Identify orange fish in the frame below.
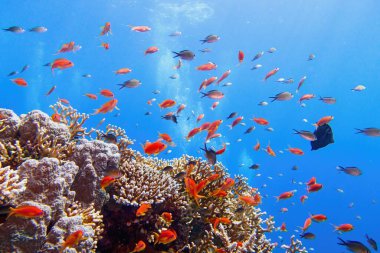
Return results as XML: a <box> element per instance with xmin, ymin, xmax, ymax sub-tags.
<box><xmin>99</xmin><ymin>89</ymin><xmax>114</xmax><ymax>98</ymax></box>
<box><xmin>7</xmin><ymin>205</ymin><xmax>44</xmax><ymax>219</ymax></box>
<box><xmin>238</xmin><ymin>50</ymin><xmax>244</xmax><ymax>64</ymax></box>
<box><xmin>51</xmin><ymin>113</ymin><xmax>61</xmax><ymax>123</ymax></box>
<box><xmin>211</xmin><ymin>101</ymin><xmax>219</xmax><ymax>110</ymax></box>
<box><xmin>159</xmin><ymin>99</ymin><xmax>176</xmax><ymax>109</ymax></box>
<box><xmin>280</xmin><ymin>222</ymin><xmax>287</xmax><ymax>232</ymax></box>
<box><xmin>208</xmin><ymin>119</ymin><xmax>223</xmax><ymax>133</ymax></box>
<box><xmin>301</xmin><ymin>217</ymin><xmax>312</xmax><ymax>232</ymax></box>
<box><xmin>56</xmin><ymin>41</ymin><xmax>75</xmax><ymax>54</ymax></box>
<box><xmin>207</xmin><ymin>173</ymin><xmax>221</xmax><ymax>182</ymax></box>
<box><xmin>220</xmin><ymin>178</ymin><xmax>235</xmax><ymax>191</ymax></box>
<box><xmin>161</xmin><ymin>212</ymin><xmax>173</xmax><ymax>223</ymax></box>
<box><xmin>85</xmin><ymin>93</ymin><xmax>98</xmax><ymax>100</ymax></box>
<box><xmin>288</xmin><ymin>147</ymin><xmax>304</xmax><ymax>155</ymax></box>
<box><xmin>264</xmin><ymin>67</ymin><xmax>279</xmax><ymax>81</ymax></box>
<box><xmin>239</xmin><ymin>194</ymin><xmax>261</xmax><ymax>206</ymax></box>
<box><xmin>332</xmin><ymin>223</ymin><xmax>354</xmax><ymax>232</ymax></box>
<box><xmin>158</xmin><ymin>133</ymin><xmax>173</xmax><ymax>144</ymax></box>
<box><xmin>315</xmin><ymin>116</ymin><xmax>334</xmax><ymax>126</ymax></box>
<box><xmin>253</xmin><ymin>117</ymin><xmax>269</xmax><ymax>125</ymax></box>
<box><xmin>173</xmin><ymin>59</ymin><xmax>182</xmax><ymax>69</ymax></box>
<box><xmin>306</xmin><ymin>177</ymin><xmax>316</xmax><ymax>186</ymax></box>
<box><xmin>276</xmin><ymin>191</ymin><xmax>295</xmax><ymax>201</ymax></box>
<box><xmin>186</xmin><ymin>127</ymin><xmax>201</xmax><ymax>140</ymax></box>
<box><xmin>176</xmin><ymin>104</ymin><xmax>186</xmax><ymax>115</ymax></box>
<box><xmin>60</xmin><ymin>230</ymin><xmax>84</xmax><ymax>253</ymax></box>
<box><xmin>307</xmin><ymin>183</ymin><xmax>323</xmax><ymax>193</ymax></box>
<box><xmin>200</xmin><ymin>122</ymin><xmax>211</xmax><ymax>131</ymax></box>
<box><xmin>130</xmin><ymin>25</ymin><xmax>151</xmax><ymax>32</ymax></box>
<box><xmin>51</xmin><ymin>58</ymin><xmax>74</xmax><ymax>73</ymax></box>
<box><xmin>310</xmin><ymin>214</ymin><xmax>327</xmax><ymax>223</ymax></box>
<box><xmin>93</xmin><ymin>99</ymin><xmax>118</xmax><ymax>115</ymax></box>
<box><xmin>215</xmin><ymin>143</ymin><xmax>226</xmax><ymax>155</ymax></box>
<box><xmin>100</xmin><ymin>22</ymin><xmax>111</xmax><ymax>36</ymax></box>
<box><xmin>210</xmin><ymin>188</ymin><xmax>227</xmax><ymax>198</ymax></box>
<box><xmin>216</xmin><ymin>70</ymin><xmax>231</xmax><ymax>85</ymax></box>
<box><xmin>143</xmin><ymin>140</ymin><xmax>167</xmax><ymax>155</ymax></box>
<box><xmin>145</xmin><ymin>46</ymin><xmax>159</xmax><ymax>55</ymax></box>
<box><xmin>130</xmin><ymin>240</ymin><xmax>146</xmax><ymax>253</ymax></box>
<box><xmin>196</xmin><ymin>62</ymin><xmax>217</xmax><ymax>71</ymax></box>
<box><xmin>296</xmin><ymin>76</ymin><xmax>307</xmax><ymax>93</ymax></box>
<box><xmin>197</xmin><ymin>114</ymin><xmax>204</xmax><ymax>123</ymax></box>
<box><xmin>266</xmin><ymin>143</ymin><xmax>276</xmax><ymax>157</ymax></box>
<box><xmin>185</xmin><ymin>177</ymin><xmax>206</xmax><ymax>206</ymax></box>
<box><xmin>299</xmin><ymin>94</ymin><xmax>315</xmax><ymax>103</ymax></box>
<box><xmin>11</xmin><ymin>77</ymin><xmax>27</xmax><ymax>86</ymax></box>
<box><xmin>300</xmin><ymin>195</ymin><xmax>308</xmax><ymax>204</ymax></box>
<box><xmin>211</xmin><ymin>217</ymin><xmax>231</xmax><ymax>229</ymax></box>
<box><xmin>100</xmin><ymin>176</ymin><xmax>116</xmax><ymax>190</ymax></box>
<box><xmin>136</xmin><ymin>203</ymin><xmax>152</xmax><ymax>217</ymax></box>
<box><xmin>59</xmin><ymin>98</ymin><xmax>70</xmax><ymax>105</ymax></box>
<box><xmin>115</xmin><ymin>68</ymin><xmax>132</xmax><ymax>75</ymax></box>
<box><xmin>101</xmin><ymin>42</ymin><xmax>110</xmax><ymax>50</ymax></box>
<box><xmin>253</xmin><ymin>140</ymin><xmax>260</xmax><ymax>151</ymax></box>
<box><xmin>228</xmin><ymin>116</ymin><xmax>243</xmax><ymax>129</ymax></box>
<box><xmin>154</xmin><ymin>228</ymin><xmax>177</xmax><ymax>245</ymax></box>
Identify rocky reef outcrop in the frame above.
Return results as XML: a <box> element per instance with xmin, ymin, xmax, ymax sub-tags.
<box><xmin>0</xmin><ymin>104</ymin><xmax>305</xmax><ymax>253</ymax></box>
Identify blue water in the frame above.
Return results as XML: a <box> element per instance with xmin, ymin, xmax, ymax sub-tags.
<box><xmin>1</xmin><ymin>0</ymin><xmax>379</xmax><ymax>252</ymax></box>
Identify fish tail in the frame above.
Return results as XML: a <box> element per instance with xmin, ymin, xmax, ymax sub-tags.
<box><xmin>6</xmin><ymin>207</ymin><xmax>15</xmax><ymax>220</ymax></box>
<box><xmin>200</xmin><ymin>39</ymin><xmax>206</xmax><ymax>44</ymax></box>
<box><xmin>336</xmin><ymin>166</ymin><xmax>344</xmax><ymax>172</ymax></box>
<box><xmin>269</xmin><ymin>97</ymin><xmax>276</xmax><ymax>102</ymax></box>
<box><xmin>200</xmin><ymin>92</ymin><xmax>207</xmax><ymax>98</ymax></box>
<box><xmin>330</xmin><ymin>223</ymin><xmax>338</xmax><ymax>231</ymax></box>
<box><xmin>354</xmin><ymin>128</ymin><xmax>363</xmax><ymax>134</ymax></box>
<box><xmin>337</xmin><ymin>237</ymin><xmax>346</xmax><ymax>245</ymax></box>
<box><xmin>172</xmin><ymin>51</ymin><xmax>179</xmax><ymax>58</ymax></box>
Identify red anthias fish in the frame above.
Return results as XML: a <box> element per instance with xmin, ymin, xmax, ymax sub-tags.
<box><xmin>196</xmin><ymin>62</ymin><xmax>217</xmax><ymax>71</ymax></box>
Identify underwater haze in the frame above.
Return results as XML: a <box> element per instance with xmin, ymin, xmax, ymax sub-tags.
<box><xmin>1</xmin><ymin>0</ymin><xmax>380</xmax><ymax>252</ymax></box>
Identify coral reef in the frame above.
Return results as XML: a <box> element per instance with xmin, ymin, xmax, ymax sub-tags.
<box><xmin>0</xmin><ymin>105</ymin><xmax>281</xmax><ymax>252</ymax></box>
<box><xmin>281</xmin><ymin>235</ymin><xmax>308</xmax><ymax>253</ymax></box>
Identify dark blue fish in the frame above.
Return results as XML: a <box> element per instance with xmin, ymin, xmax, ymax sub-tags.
<box><xmin>311</xmin><ymin>124</ymin><xmax>334</xmax><ymax>150</ymax></box>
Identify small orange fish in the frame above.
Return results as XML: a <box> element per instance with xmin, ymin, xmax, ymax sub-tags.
<box><xmin>299</xmin><ymin>94</ymin><xmax>315</xmax><ymax>103</ymax></box>
<box><xmin>100</xmin><ymin>176</ymin><xmax>116</xmax><ymax>190</ymax></box>
<box><xmin>200</xmin><ymin>122</ymin><xmax>211</xmax><ymax>131</ymax></box>
<box><xmin>208</xmin><ymin>119</ymin><xmax>223</xmax><ymax>133</ymax></box>
<box><xmin>130</xmin><ymin>25</ymin><xmax>151</xmax><ymax>32</ymax></box>
<box><xmin>196</xmin><ymin>62</ymin><xmax>217</xmax><ymax>71</ymax></box>
<box><xmin>186</xmin><ymin>127</ymin><xmax>201</xmax><ymax>140</ymax></box>
<box><xmin>11</xmin><ymin>77</ymin><xmax>27</xmax><ymax>86</ymax></box>
<box><xmin>266</xmin><ymin>143</ymin><xmax>276</xmax><ymax>157</ymax></box>
<box><xmin>60</xmin><ymin>230</ymin><xmax>84</xmax><ymax>253</ymax></box>
<box><xmin>143</xmin><ymin>140</ymin><xmax>167</xmax><ymax>155</ymax></box>
<box><xmin>145</xmin><ymin>46</ymin><xmax>159</xmax><ymax>55</ymax></box>
<box><xmin>51</xmin><ymin>113</ymin><xmax>61</xmax><ymax>123</ymax></box>
<box><xmin>161</xmin><ymin>212</ymin><xmax>173</xmax><ymax>223</ymax></box>
<box><xmin>7</xmin><ymin>205</ymin><xmax>44</xmax><ymax>219</ymax></box>
<box><xmin>159</xmin><ymin>99</ymin><xmax>176</xmax><ymax>109</ymax></box>
<box><xmin>93</xmin><ymin>99</ymin><xmax>118</xmax><ymax>115</ymax></box>
<box><xmin>131</xmin><ymin>240</ymin><xmax>146</xmax><ymax>253</ymax></box>
<box><xmin>100</xmin><ymin>89</ymin><xmax>114</xmax><ymax>98</ymax></box>
<box><xmin>300</xmin><ymin>195</ymin><xmax>308</xmax><ymax>204</ymax></box>
<box><xmin>85</xmin><ymin>93</ymin><xmax>98</xmax><ymax>100</ymax></box>
<box><xmin>154</xmin><ymin>228</ymin><xmax>177</xmax><ymax>245</ymax></box>
<box><xmin>239</xmin><ymin>194</ymin><xmax>261</xmax><ymax>206</ymax></box>
<box><xmin>207</xmin><ymin>173</ymin><xmax>220</xmax><ymax>182</ymax></box>
<box><xmin>306</xmin><ymin>177</ymin><xmax>316</xmax><ymax>186</ymax></box>
<box><xmin>210</xmin><ymin>188</ymin><xmax>227</xmax><ymax>198</ymax></box>
<box><xmin>264</xmin><ymin>67</ymin><xmax>279</xmax><ymax>81</ymax></box>
<box><xmin>100</xmin><ymin>22</ymin><xmax>111</xmax><ymax>36</ymax></box>
<box><xmin>114</xmin><ymin>68</ymin><xmax>132</xmax><ymax>75</ymax></box>
<box><xmin>288</xmin><ymin>147</ymin><xmax>304</xmax><ymax>155</ymax></box>
<box><xmin>228</xmin><ymin>116</ymin><xmax>243</xmax><ymax>129</ymax></box>
<box><xmin>215</xmin><ymin>143</ymin><xmax>226</xmax><ymax>155</ymax></box>
<box><xmin>310</xmin><ymin>214</ymin><xmax>327</xmax><ymax>223</ymax></box>
<box><xmin>332</xmin><ymin>223</ymin><xmax>354</xmax><ymax>232</ymax></box>
<box><xmin>280</xmin><ymin>222</ymin><xmax>287</xmax><ymax>232</ymax></box>
<box><xmin>296</xmin><ymin>76</ymin><xmax>307</xmax><ymax>93</ymax></box>
<box><xmin>176</xmin><ymin>104</ymin><xmax>186</xmax><ymax>115</ymax></box>
<box><xmin>211</xmin><ymin>217</ymin><xmax>231</xmax><ymax>229</ymax></box>
<box><xmin>185</xmin><ymin>177</ymin><xmax>206</xmax><ymax>206</ymax></box>
<box><xmin>197</xmin><ymin>114</ymin><xmax>204</xmax><ymax>123</ymax></box>
<box><xmin>136</xmin><ymin>203</ymin><xmax>152</xmax><ymax>217</ymax></box>
<box><xmin>276</xmin><ymin>191</ymin><xmax>295</xmax><ymax>201</ymax></box>
<box><xmin>301</xmin><ymin>217</ymin><xmax>312</xmax><ymax>232</ymax></box>
<box><xmin>56</xmin><ymin>41</ymin><xmax>75</xmax><ymax>54</ymax></box>
<box><xmin>158</xmin><ymin>133</ymin><xmax>173</xmax><ymax>144</ymax></box>
<box><xmin>307</xmin><ymin>183</ymin><xmax>323</xmax><ymax>193</ymax></box>
<box><xmin>238</xmin><ymin>50</ymin><xmax>244</xmax><ymax>64</ymax></box>
<box><xmin>315</xmin><ymin>116</ymin><xmax>334</xmax><ymax>126</ymax></box>
<box><xmin>253</xmin><ymin>117</ymin><xmax>269</xmax><ymax>125</ymax></box>
<box><xmin>220</xmin><ymin>178</ymin><xmax>235</xmax><ymax>191</ymax></box>
<box><xmin>253</xmin><ymin>140</ymin><xmax>260</xmax><ymax>151</ymax></box>
<box><xmin>216</xmin><ymin>69</ymin><xmax>231</xmax><ymax>85</ymax></box>
<box><xmin>211</xmin><ymin>101</ymin><xmax>219</xmax><ymax>110</ymax></box>
<box><xmin>51</xmin><ymin>58</ymin><xmax>74</xmax><ymax>73</ymax></box>
<box><xmin>101</xmin><ymin>42</ymin><xmax>110</xmax><ymax>50</ymax></box>
<box><xmin>59</xmin><ymin>98</ymin><xmax>70</xmax><ymax>105</ymax></box>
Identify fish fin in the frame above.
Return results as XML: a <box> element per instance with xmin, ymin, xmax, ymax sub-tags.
<box><xmin>269</xmin><ymin>97</ymin><xmax>277</xmax><ymax>102</ymax></box>
<box><xmin>172</xmin><ymin>51</ymin><xmax>179</xmax><ymax>58</ymax></box>
<box><xmin>354</xmin><ymin>128</ymin><xmax>363</xmax><ymax>134</ymax></box>
<box><xmin>6</xmin><ymin>207</ymin><xmax>15</xmax><ymax>220</ymax></box>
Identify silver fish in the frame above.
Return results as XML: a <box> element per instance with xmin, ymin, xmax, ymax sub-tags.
<box><xmin>29</xmin><ymin>26</ymin><xmax>48</xmax><ymax>33</ymax></box>
<box><xmin>118</xmin><ymin>79</ymin><xmax>141</xmax><ymax>89</ymax></box>
<box><xmin>269</xmin><ymin>91</ymin><xmax>293</xmax><ymax>102</ymax></box>
<box><xmin>200</xmin><ymin>34</ymin><xmax>220</xmax><ymax>44</ymax></box>
<box><xmin>3</xmin><ymin>26</ymin><xmax>25</xmax><ymax>33</ymax></box>
<box><xmin>355</xmin><ymin>128</ymin><xmax>380</xmax><ymax>137</ymax></box>
<box><xmin>337</xmin><ymin>166</ymin><xmax>362</xmax><ymax>176</ymax></box>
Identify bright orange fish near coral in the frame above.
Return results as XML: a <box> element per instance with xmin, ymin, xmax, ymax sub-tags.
<box><xmin>131</xmin><ymin>240</ymin><xmax>146</xmax><ymax>252</ymax></box>
<box><xmin>60</xmin><ymin>230</ymin><xmax>84</xmax><ymax>253</ymax></box>
<box><xmin>143</xmin><ymin>140</ymin><xmax>167</xmax><ymax>155</ymax></box>
<box><xmin>6</xmin><ymin>205</ymin><xmax>44</xmax><ymax>219</ymax></box>
<box><xmin>93</xmin><ymin>99</ymin><xmax>118</xmax><ymax>115</ymax></box>
<box><xmin>100</xmin><ymin>176</ymin><xmax>116</xmax><ymax>190</ymax></box>
<box><xmin>161</xmin><ymin>212</ymin><xmax>173</xmax><ymax>223</ymax></box>
<box><xmin>136</xmin><ymin>203</ymin><xmax>152</xmax><ymax>217</ymax></box>
<box><xmin>154</xmin><ymin>228</ymin><xmax>177</xmax><ymax>245</ymax></box>
<box><xmin>185</xmin><ymin>177</ymin><xmax>206</xmax><ymax>206</ymax></box>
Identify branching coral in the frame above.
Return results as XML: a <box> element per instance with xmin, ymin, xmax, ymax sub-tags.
<box><xmin>0</xmin><ymin>165</ymin><xmax>27</xmax><ymax>205</ymax></box>
<box><xmin>281</xmin><ymin>235</ymin><xmax>308</xmax><ymax>253</ymax></box>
